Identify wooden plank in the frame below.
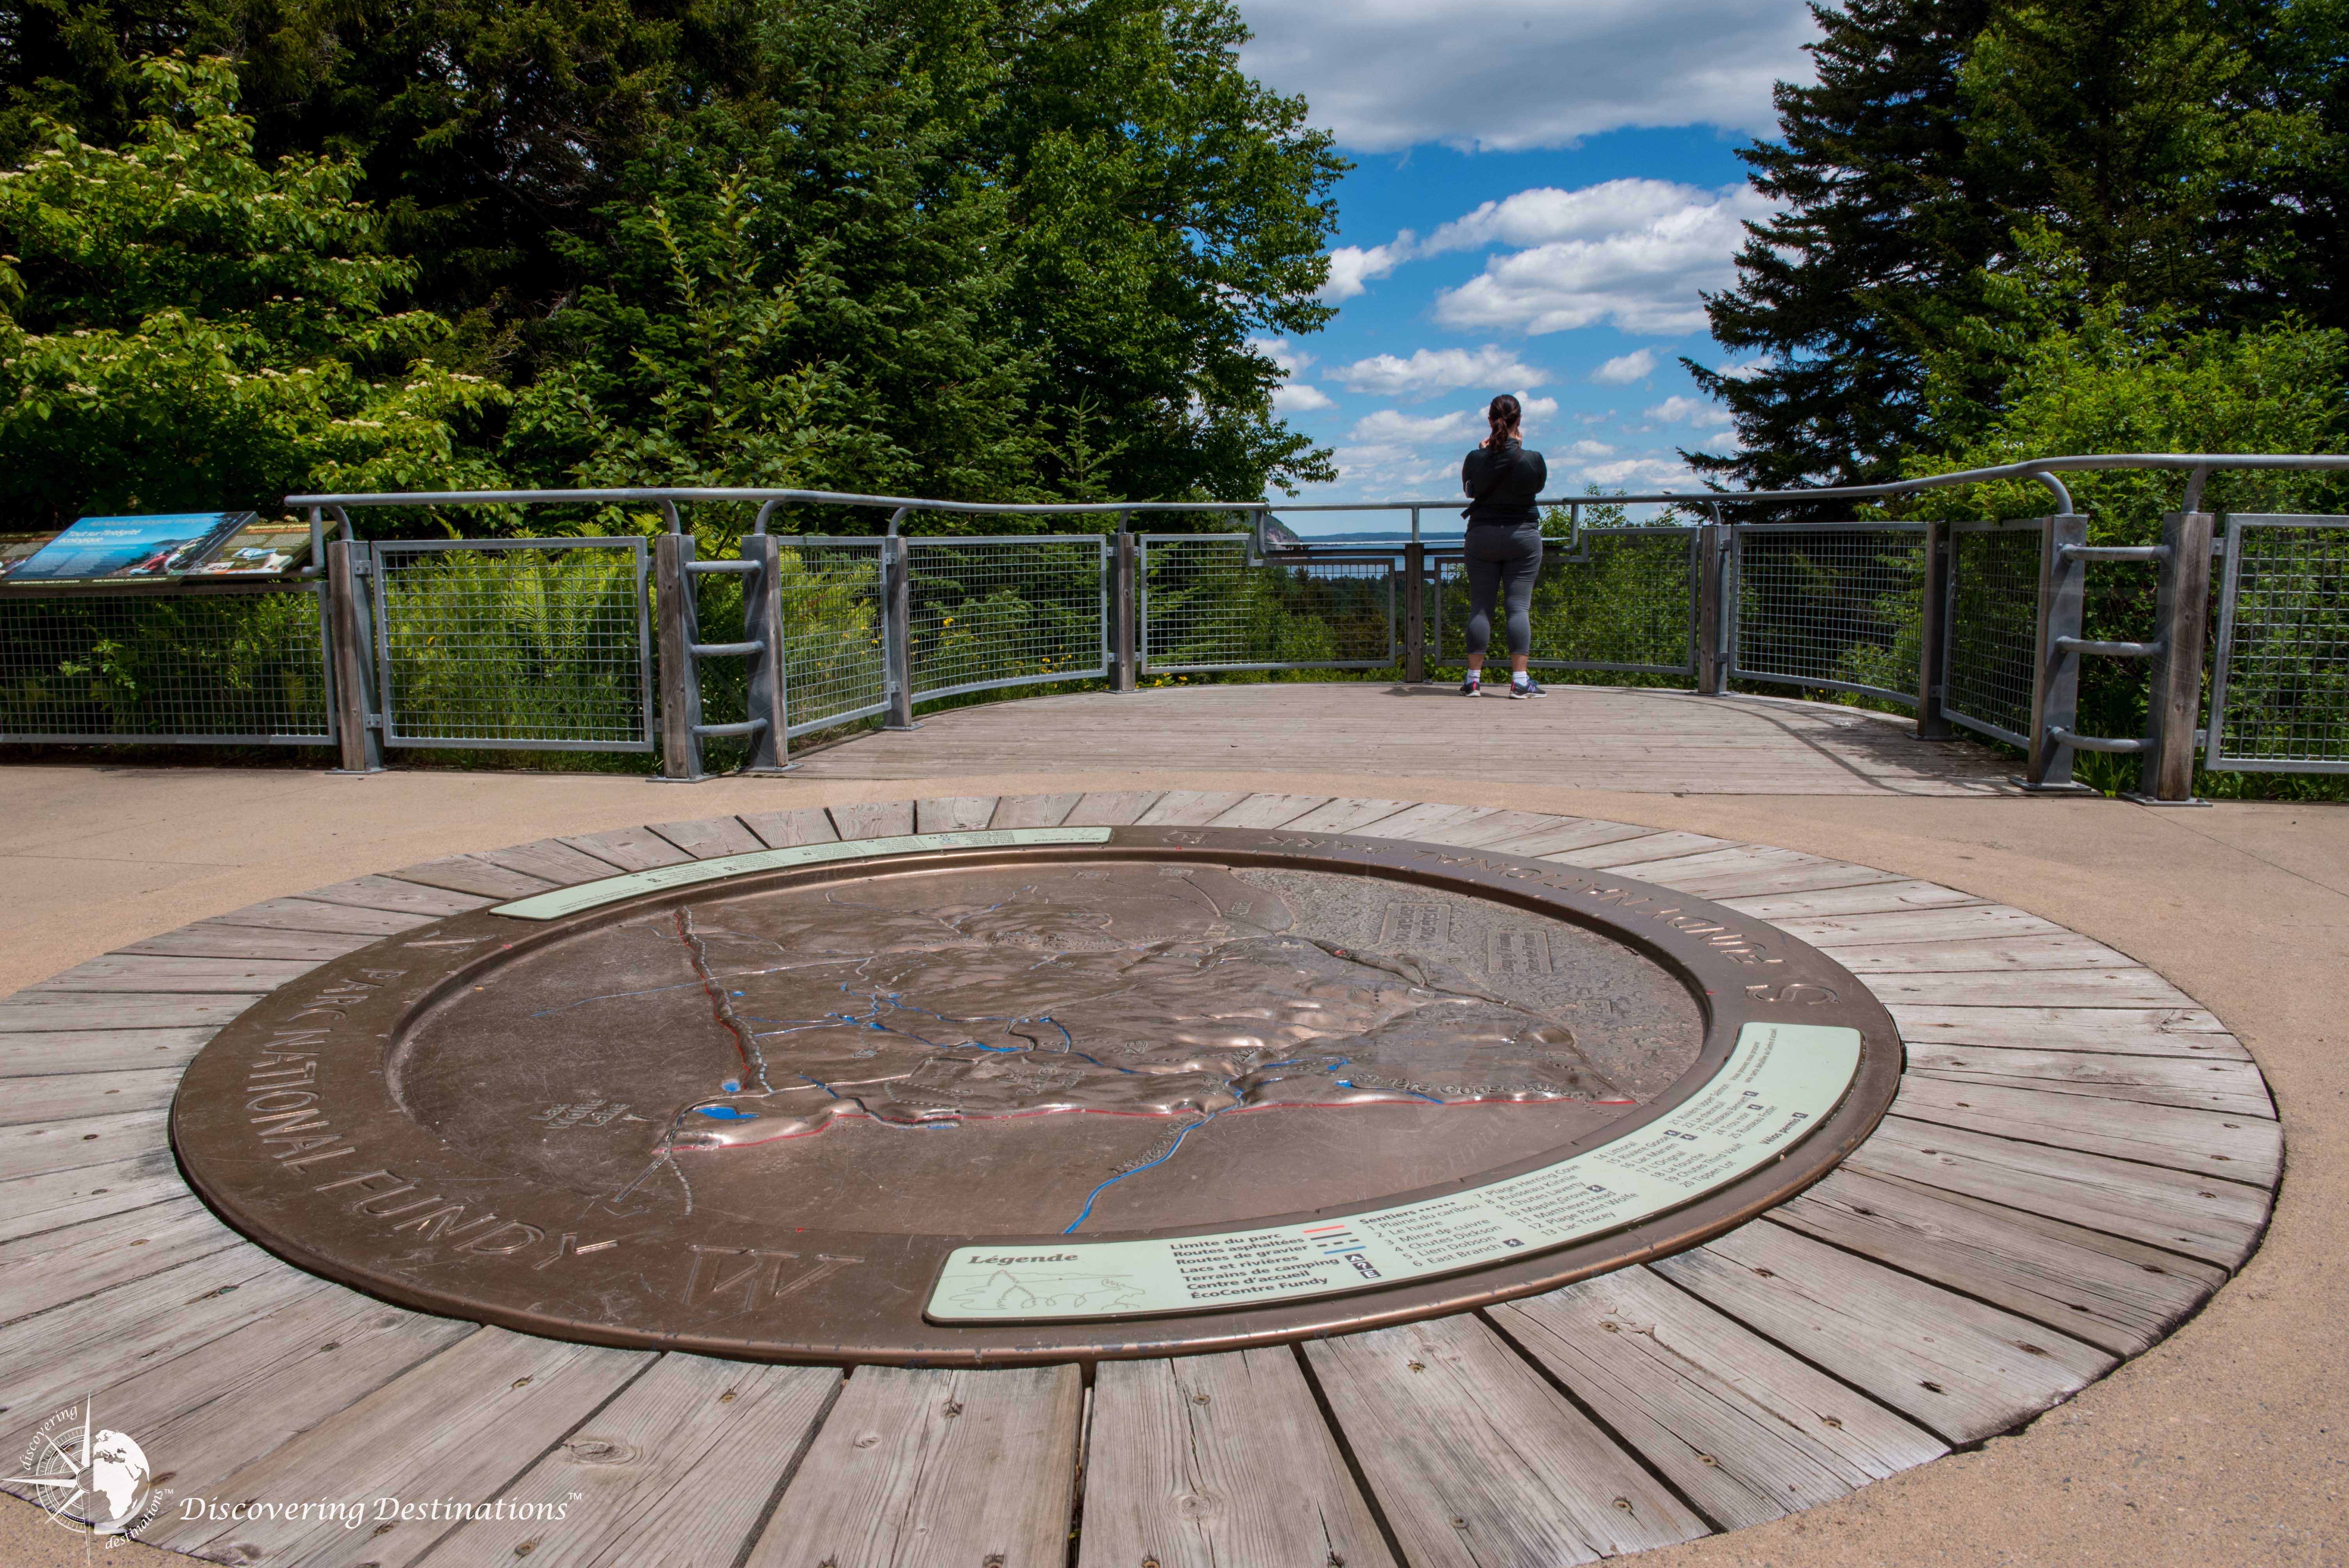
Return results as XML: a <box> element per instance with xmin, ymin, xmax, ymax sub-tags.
<box><xmin>0</xmin><ymin>1197</ymin><xmax>247</xmax><ymax>1327</ymax></box>
<box><xmin>0</xmin><ymin>1068</ymin><xmax>179</xmax><ymax>1127</ymax></box>
<box><xmin>1845</xmin><ymin>1116</ymin><xmax>2270</xmax><ymax>1267</ymax></box>
<box><xmin>0</xmin><ymin>1149</ymin><xmax>188</xmax><ymax>1244</ymax></box>
<box><xmin>1545</xmin><ymin>830</ymin><xmax>1733</xmax><ymax>870</ymax></box>
<box><xmin>560</xmin><ymin>825</ymin><xmax>698</xmax><ymax>871</ymax></box>
<box><xmin>1079</xmin><ymin>1349</ymin><xmax>1395</xmax><ymax>1568</ymax></box>
<box><xmin>1823</xmin><ymin>934</ymin><xmax>2127</xmax><ymax>973</ymax></box>
<box><xmin>1344</xmin><ymin>802</ymin><xmax>1497</xmax><ymax>840</ymax></box>
<box><xmin>0</xmin><ymin>994</ymin><xmax>263</xmax><ymax>1033</ymax></box>
<box><xmin>1409</xmin><ymin>809</ymin><xmax>1574</xmax><ymax>848</ymax></box>
<box><xmin>388</xmin><ymin>853</ymin><xmax>564</xmax><ymax>900</ymax></box>
<box><xmin>296</xmin><ymin>874</ymin><xmax>494</xmax><ymax>918</ymax></box>
<box><xmin>1303</xmin><ymin>1312</ymin><xmax>1707</xmax><ymax>1565</ymax></box>
<box><xmin>0</xmin><ymin>1027</ymin><xmax>212</xmax><ymax>1078</ymax></box>
<box><xmin>1136</xmin><ymin>789</ymin><xmax>1255</xmax><ymax>825</ymax></box>
<box><xmin>197</xmin><ymin>897</ymin><xmax>441</xmax><ymax>936</ymax></box>
<box><xmin>0</xmin><ymin>1249</ymin><xmax>329</xmax><ymax>1443</ymax></box>
<box><xmin>988</xmin><ymin>793</ymin><xmax>1083</xmax><ymax>829</ymax></box>
<box><xmin>27</xmin><ymin>953</ymin><xmax>320</xmax><ymax>993</ymax></box>
<box><xmin>916</xmin><ymin>795</ymin><xmax>999</xmax><ymax>832</ymax></box>
<box><xmin>742</xmin><ymin>805</ymin><xmax>843</xmax><ymax>847</ymax></box>
<box><xmin>651</xmin><ymin>815</ymin><xmax>768</xmax><ymax>857</ymax></box>
<box><xmin>87</xmin><ymin>1293</ymin><xmax>477</xmax><ymax>1516</ymax></box>
<box><xmin>828</xmin><ymin>800</ymin><xmax>918</xmax><ymax>840</ymax></box>
<box><xmin>1634</xmin><ymin>854</ymin><xmax>1912</xmax><ymax>901</ymax></box>
<box><xmin>1890</xmin><ymin>1077</ymin><xmax>2281</xmax><ymax>1186</ymax></box>
<box><xmin>0</xmin><ymin>1110</ymin><xmax>171</xmax><ymax>1181</ymax></box>
<box><xmin>1889</xmin><ymin>1005</ymin><xmax>2246</xmax><ymax>1058</ymax></box>
<box><xmin>1766</xmin><ymin>1167</ymin><xmax>2230</xmax><ymax>1357</ymax></box>
<box><xmin>1905</xmin><ymin>1044</ymin><xmax>2275</xmax><ymax>1118</ymax></box>
<box><xmin>1864</xmin><ymin>968</ymin><xmax>2198</xmax><ymax>1009</ymax></box>
<box><xmin>746</xmin><ymin>1363</ymin><xmax>1082</xmax><ymax>1568</ymax></box>
<box><xmin>147</xmin><ymin>1327</ymin><xmax>656</xmax><ymax>1564</ymax></box>
<box><xmin>1478</xmin><ymin>819</ymin><xmax>1659</xmax><ymax>858</ymax></box>
<box><xmin>478</xmin><ymin>837</ymin><xmax>638</xmax><ymax>885</ymax></box>
<box><xmin>1650</xmin><ymin>1222</ymin><xmax>2115</xmax><ymax>1444</ymax></box>
<box><xmin>1717</xmin><ymin>881</ymin><xmax>1987</xmax><ymax>921</ymax></box>
<box><xmin>1768</xmin><ymin>904</ymin><xmax>2068</xmax><ymax>948</ymax></box>
<box><xmin>1203</xmin><ymin>792</ymin><xmax>1331</xmax><ymax>829</ymax></box>
<box><xmin>422</xmin><ymin>1356</ymin><xmax>840</xmax><ymax>1568</ymax></box>
<box><xmin>1495</xmin><ymin>1266</ymin><xmax>1946</xmax><ymax>1530</ymax></box>
<box><xmin>1278</xmin><ymin>797</ymin><xmax>1416</xmax><ymax>832</ymax></box>
<box><xmin>118</xmin><ymin>926</ymin><xmax>377</xmax><ymax>962</ymax></box>
<box><xmin>1063</xmin><ymin>789</ymin><xmax>1166</xmax><ymax>826</ymax></box>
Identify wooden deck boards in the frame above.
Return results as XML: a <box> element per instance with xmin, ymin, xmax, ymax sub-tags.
<box><xmin>781</xmin><ymin>686</ymin><xmax>2020</xmax><ymax>794</ymax></box>
<box><xmin>0</xmin><ymin>791</ymin><xmax>2276</xmax><ymax>1568</ymax></box>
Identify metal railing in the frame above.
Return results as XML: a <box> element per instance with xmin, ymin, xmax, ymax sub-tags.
<box><xmin>1729</xmin><ymin>523</ymin><xmax>1929</xmax><ymax>706</ymax></box>
<box><xmin>1434</xmin><ymin>526</ymin><xmax>1695</xmax><ymax>676</ymax></box>
<box><xmin>0</xmin><ymin>582</ymin><xmax>333</xmax><ymax>745</ymax></box>
<box><xmin>371</xmin><ymin>538</ymin><xmax>652</xmax><ymax>752</ymax></box>
<box><xmin>1139</xmin><ymin>536</ymin><xmax>1395</xmax><ymax>673</ymax></box>
<box><xmin>5</xmin><ymin>454</ymin><xmax>2347</xmax><ymax>797</ymax></box>
<box><xmin>2209</xmin><ymin>516</ymin><xmax>2349</xmax><ymax>773</ymax></box>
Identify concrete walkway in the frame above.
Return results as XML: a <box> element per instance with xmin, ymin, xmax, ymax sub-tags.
<box><xmin>0</xmin><ymin>745</ymin><xmax>2339</xmax><ymax>1566</ymax></box>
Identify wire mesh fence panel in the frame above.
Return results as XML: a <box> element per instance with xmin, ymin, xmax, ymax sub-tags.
<box><xmin>374</xmin><ymin>539</ymin><xmax>651</xmax><ymax>750</ymax></box>
<box><xmin>905</xmin><ymin>536</ymin><xmax>1108</xmax><ymax>701</ymax></box>
<box><xmin>1731</xmin><ymin>524</ymin><xmax>1927</xmax><ymax>704</ymax></box>
<box><xmin>776</xmin><ymin>538</ymin><xmax>889</xmax><ymax>737</ymax></box>
<box><xmin>1436</xmin><ymin>527</ymin><xmax>1693</xmax><ymax>675</ymax></box>
<box><xmin>0</xmin><ymin>586</ymin><xmax>333</xmax><ymax>743</ymax></box>
<box><xmin>2209</xmin><ymin>517</ymin><xmax>2349</xmax><ymax>772</ymax></box>
<box><xmin>1942</xmin><ymin>520</ymin><xmax>2045</xmax><ymax>748</ymax></box>
<box><xmin>1140</xmin><ymin>536</ymin><xmax>1394</xmax><ymax>672</ymax></box>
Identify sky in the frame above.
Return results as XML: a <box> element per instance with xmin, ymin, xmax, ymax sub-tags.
<box><xmin>1233</xmin><ymin>0</ymin><xmax>1820</xmax><ymax>532</ymax></box>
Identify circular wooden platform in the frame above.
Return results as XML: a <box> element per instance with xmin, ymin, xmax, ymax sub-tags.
<box><xmin>0</xmin><ymin>791</ymin><xmax>2279</xmax><ymax>1566</ymax></box>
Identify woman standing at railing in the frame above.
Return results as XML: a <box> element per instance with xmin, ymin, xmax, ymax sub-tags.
<box><xmin>1458</xmin><ymin>393</ymin><xmax>1548</xmax><ymax>697</ymax></box>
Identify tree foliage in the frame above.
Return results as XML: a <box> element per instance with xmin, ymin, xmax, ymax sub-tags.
<box><xmin>0</xmin><ymin>53</ymin><xmax>501</xmax><ymax>527</ymax></box>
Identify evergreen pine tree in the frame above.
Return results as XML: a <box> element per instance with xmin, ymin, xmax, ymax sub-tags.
<box><xmin>1687</xmin><ymin>0</ymin><xmax>1995</xmax><ymax>496</ymax></box>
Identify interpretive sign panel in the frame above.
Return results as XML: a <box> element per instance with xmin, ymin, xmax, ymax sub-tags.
<box><xmin>171</xmin><ymin>825</ymin><xmax>1902</xmax><ymax>1365</ymax></box>
<box><xmin>185</xmin><ymin>518</ymin><xmax>314</xmax><ymax>577</ymax></box>
<box><xmin>6</xmin><ymin>511</ymin><xmax>253</xmax><ymax>583</ymax></box>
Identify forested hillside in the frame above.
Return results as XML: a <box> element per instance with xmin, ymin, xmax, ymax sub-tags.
<box><xmin>0</xmin><ymin>0</ymin><xmax>1345</xmax><ymax>529</ymax></box>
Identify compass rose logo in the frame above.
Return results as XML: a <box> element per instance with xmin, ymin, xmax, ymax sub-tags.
<box><xmin>9</xmin><ymin>1396</ymin><xmax>156</xmax><ymax>1538</ymax></box>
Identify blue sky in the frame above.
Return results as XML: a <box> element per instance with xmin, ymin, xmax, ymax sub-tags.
<box><xmin>1233</xmin><ymin>0</ymin><xmax>1821</xmax><ymax>531</ymax></box>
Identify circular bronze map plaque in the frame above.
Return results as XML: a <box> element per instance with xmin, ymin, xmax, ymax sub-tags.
<box><xmin>172</xmin><ymin>826</ymin><xmax>1902</xmax><ymax>1365</ymax></box>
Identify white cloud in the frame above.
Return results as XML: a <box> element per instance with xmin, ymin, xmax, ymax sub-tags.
<box><xmin>1582</xmin><ymin>456</ymin><xmax>1697</xmax><ymax>489</ymax></box>
<box><xmin>1351</xmin><ymin>407</ymin><xmax>1486</xmax><ymax>445</ymax></box>
<box><xmin>1318</xmin><ymin>233</ymin><xmax>1417</xmax><ymax>302</ymax></box>
<box><xmin>1273</xmin><ymin>382</ymin><xmax>1337</xmax><ymax>413</ymax></box>
<box><xmin>1251</xmin><ymin>337</ymin><xmax>1315</xmax><ymax>376</ymax></box>
<box><xmin>1715</xmin><ymin>357</ymin><xmax>1773</xmax><ymax>382</ymax></box>
<box><xmin>1332</xmin><ymin>344</ymin><xmax>1549</xmax><ymax>399</ymax></box>
<box><xmin>1591</xmin><ymin>349</ymin><xmax>1657</xmax><ymax>386</ymax></box>
<box><xmin>1238</xmin><ymin>0</ymin><xmax>1819</xmax><ymax>153</ymax></box>
<box><xmin>1644</xmin><ymin>394</ymin><xmax>1722</xmax><ymax>423</ymax></box>
<box><xmin>1700</xmin><ymin>428</ymin><xmax>1743</xmax><ymax>451</ymax></box>
<box><xmin>1567</xmin><ymin>439</ymin><xmax>1618</xmax><ymax>459</ymax></box>
<box><xmin>1433</xmin><ymin>182</ymin><xmax>1779</xmax><ymax>337</ymax></box>
<box><xmin>1425</xmin><ymin>181</ymin><xmax>1710</xmax><ymax>254</ymax></box>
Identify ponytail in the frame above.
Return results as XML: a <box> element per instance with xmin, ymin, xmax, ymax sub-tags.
<box><xmin>1486</xmin><ymin>393</ymin><xmax>1522</xmax><ymax>449</ymax></box>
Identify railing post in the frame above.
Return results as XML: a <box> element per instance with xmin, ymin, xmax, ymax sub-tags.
<box><xmin>1112</xmin><ymin>526</ymin><xmax>1137</xmax><ymax>692</ymax></box>
<box><xmin>2136</xmin><ymin>510</ymin><xmax>2215</xmax><ymax>802</ymax></box>
<box><xmin>1695</xmin><ymin>522</ymin><xmax>1729</xmax><ymax>695</ymax></box>
<box><xmin>324</xmin><ymin>537</ymin><xmax>385</xmax><ymax>774</ymax></box>
<box><xmin>740</xmin><ymin>532</ymin><xmax>793</xmax><ymax>773</ymax></box>
<box><xmin>2025</xmin><ymin>515</ymin><xmax>2087</xmax><ymax>789</ymax></box>
<box><xmin>1916</xmin><ymin>519</ymin><xmax>1953</xmax><ymax>739</ymax></box>
<box><xmin>883</xmin><ymin>534</ymin><xmax>919</xmax><ymax>730</ymax></box>
<box><xmin>1403</xmin><ymin>538</ymin><xmax>1426</xmax><ymax>682</ymax></box>
<box><xmin>653</xmin><ymin>531</ymin><xmax>707</xmax><ymax>782</ymax></box>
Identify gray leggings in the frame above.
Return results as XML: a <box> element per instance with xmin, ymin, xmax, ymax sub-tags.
<box><xmin>1463</xmin><ymin>521</ymin><xmax>1543</xmax><ymax>657</ymax></box>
